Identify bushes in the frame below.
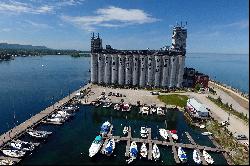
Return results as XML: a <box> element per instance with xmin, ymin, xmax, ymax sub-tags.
<box><xmin>207</xmin><ymin>96</ymin><xmax>249</xmax><ymax>123</ymax></box>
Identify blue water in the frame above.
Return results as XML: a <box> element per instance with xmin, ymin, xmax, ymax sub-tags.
<box><xmin>186</xmin><ymin>53</ymin><xmax>249</xmax><ymax>93</ymax></box>
<box><xmin>0</xmin><ymin>55</ymin><xmax>90</xmax><ymax>134</ymax></box>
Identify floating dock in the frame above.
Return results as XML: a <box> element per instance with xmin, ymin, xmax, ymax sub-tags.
<box><xmin>104</xmin><ymin>125</ymin><xmax>230</xmax><ymax>164</ymax></box>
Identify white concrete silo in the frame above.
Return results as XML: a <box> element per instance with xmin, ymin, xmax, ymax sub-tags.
<box><xmin>176</xmin><ymin>55</ymin><xmax>185</xmax><ymax>87</ymax></box>
<box><xmin>90</xmin><ymin>53</ymin><xmax>98</xmax><ymax>83</ymax></box>
<box><xmin>132</xmin><ymin>54</ymin><xmax>139</xmax><ymax>86</ymax></box>
<box><xmin>118</xmin><ymin>54</ymin><xmax>125</xmax><ymax>85</ymax></box>
<box><xmin>139</xmin><ymin>55</ymin><xmax>147</xmax><ymax>87</ymax></box>
<box><xmin>104</xmin><ymin>54</ymin><xmax>112</xmax><ymax>84</ymax></box>
<box><xmin>125</xmin><ymin>54</ymin><xmax>133</xmax><ymax>85</ymax></box>
<box><xmin>154</xmin><ymin>55</ymin><xmax>162</xmax><ymax>87</ymax></box>
<box><xmin>98</xmin><ymin>53</ymin><xmax>105</xmax><ymax>84</ymax></box>
<box><xmin>161</xmin><ymin>55</ymin><xmax>171</xmax><ymax>88</ymax></box>
<box><xmin>111</xmin><ymin>54</ymin><xmax>118</xmax><ymax>84</ymax></box>
<box><xmin>147</xmin><ymin>54</ymin><xmax>155</xmax><ymax>87</ymax></box>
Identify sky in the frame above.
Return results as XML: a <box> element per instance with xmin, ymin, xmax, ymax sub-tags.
<box><xmin>0</xmin><ymin>0</ymin><xmax>248</xmax><ymax>53</ymax></box>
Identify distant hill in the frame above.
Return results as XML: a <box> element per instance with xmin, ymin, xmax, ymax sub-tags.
<box><xmin>0</xmin><ymin>43</ymin><xmax>49</xmax><ymax>50</ymax></box>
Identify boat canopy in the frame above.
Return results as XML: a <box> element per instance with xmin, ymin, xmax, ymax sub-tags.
<box><xmin>131</xmin><ymin>148</ymin><xmax>138</xmax><ymax>156</ymax></box>
<box><xmin>95</xmin><ymin>135</ymin><xmax>102</xmax><ymax>141</ymax></box>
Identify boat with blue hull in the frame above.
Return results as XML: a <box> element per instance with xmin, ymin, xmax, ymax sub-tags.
<box><xmin>100</xmin><ymin>121</ymin><xmax>111</xmax><ymax>136</ymax></box>
<box><xmin>104</xmin><ymin>138</ymin><xmax>115</xmax><ymax>156</ymax></box>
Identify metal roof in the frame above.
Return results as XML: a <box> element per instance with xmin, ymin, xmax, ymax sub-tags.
<box><xmin>187</xmin><ymin>98</ymin><xmax>208</xmax><ymax>113</ymax></box>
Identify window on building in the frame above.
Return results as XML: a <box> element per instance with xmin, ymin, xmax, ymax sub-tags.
<box><xmin>113</xmin><ymin>62</ymin><xmax>115</xmax><ymax>65</ymax></box>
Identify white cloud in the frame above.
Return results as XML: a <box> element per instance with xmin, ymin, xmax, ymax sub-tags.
<box><xmin>213</xmin><ymin>19</ymin><xmax>249</xmax><ymax>30</ymax></box>
<box><xmin>25</xmin><ymin>20</ymin><xmax>52</xmax><ymax>29</ymax></box>
<box><xmin>56</xmin><ymin>0</ymin><xmax>85</xmax><ymax>6</ymax></box>
<box><xmin>0</xmin><ymin>1</ymin><xmax>54</xmax><ymax>14</ymax></box>
<box><xmin>0</xmin><ymin>28</ymin><xmax>11</xmax><ymax>32</ymax></box>
<box><xmin>61</xmin><ymin>6</ymin><xmax>159</xmax><ymax>31</ymax></box>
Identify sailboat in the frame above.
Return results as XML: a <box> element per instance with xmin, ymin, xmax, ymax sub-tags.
<box><xmin>9</xmin><ymin>140</ymin><xmax>35</xmax><ymax>151</ymax></box>
<box><xmin>203</xmin><ymin>150</ymin><xmax>214</xmax><ymax>164</ymax></box>
<box><xmin>159</xmin><ymin>128</ymin><xmax>168</xmax><ymax>140</ymax></box>
<box><xmin>193</xmin><ymin>150</ymin><xmax>201</xmax><ymax>164</ymax></box>
<box><xmin>140</xmin><ymin>143</ymin><xmax>147</xmax><ymax>158</ymax></box>
<box><xmin>178</xmin><ymin>147</ymin><xmax>187</xmax><ymax>163</ymax></box>
<box><xmin>1</xmin><ymin>149</ymin><xmax>26</xmax><ymax>158</ymax></box>
<box><xmin>152</xmin><ymin>144</ymin><xmax>160</xmax><ymax>160</ymax></box>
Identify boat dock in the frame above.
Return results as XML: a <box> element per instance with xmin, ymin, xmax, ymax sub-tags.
<box><xmin>0</xmin><ymin>83</ymin><xmax>92</xmax><ymax>163</ymax></box>
<box><xmin>104</xmin><ymin>125</ymin><xmax>230</xmax><ymax>164</ymax></box>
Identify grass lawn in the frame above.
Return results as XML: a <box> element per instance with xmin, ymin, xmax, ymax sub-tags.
<box><xmin>158</xmin><ymin>94</ymin><xmax>188</xmax><ymax>107</ymax></box>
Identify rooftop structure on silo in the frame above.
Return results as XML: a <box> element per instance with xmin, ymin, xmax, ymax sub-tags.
<box><xmin>171</xmin><ymin>22</ymin><xmax>187</xmax><ymax>53</ymax></box>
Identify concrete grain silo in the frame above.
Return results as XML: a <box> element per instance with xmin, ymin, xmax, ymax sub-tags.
<box><xmin>176</xmin><ymin>55</ymin><xmax>185</xmax><ymax>87</ymax></box>
<box><xmin>104</xmin><ymin>54</ymin><xmax>112</xmax><ymax>84</ymax></box>
<box><xmin>139</xmin><ymin>54</ymin><xmax>147</xmax><ymax>87</ymax></box>
<box><xmin>125</xmin><ymin>54</ymin><xmax>133</xmax><ymax>85</ymax></box>
<box><xmin>118</xmin><ymin>54</ymin><xmax>125</xmax><ymax>85</ymax></box>
<box><xmin>161</xmin><ymin>55</ymin><xmax>171</xmax><ymax>88</ymax></box>
<box><xmin>154</xmin><ymin>55</ymin><xmax>162</xmax><ymax>87</ymax></box>
<box><xmin>98</xmin><ymin>54</ymin><xmax>105</xmax><ymax>84</ymax></box>
<box><xmin>90</xmin><ymin>53</ymin><xmax>98</xmax><ymax>83</ymax></box>
<box><xmin>111</xmin><ymin>54</ymin><xmax>118</xmax><ymax>84</ymax></box>
<box><xmin>147</xmin><ymin>54</ymin><xmax>155</xmax><ymax>87</ymax></box>
<box><xmin>132</xmin><ymin>54</ymin><xmax>140</xmax><ymax>86</ymax></box>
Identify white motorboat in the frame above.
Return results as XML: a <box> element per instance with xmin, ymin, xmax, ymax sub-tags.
<box><xmin>200</xmin><ymin>124</ymin><xmax>205</xmax><ymax>129</ymax></box>
<box><xmin>140</xmin><ymin>143</ymin><xmax>147</xmax><ymax>158</ymax></box>
<box><xmin>193</xmin><ymin>150</ymin><xmax>201</xmax><ymax>164</ymax></box>
<box><xmin>140</xmin><ymin>127</ymin><xmax>148</xmax><ymax>138</ymax></box>
<box><xmin>89</xmin><ymin>135</ymin><xmax>103</xmax><ymax>157</ymax></box>
<box><xmin>159</xmin><ymin>128</ymin><xmax>168</xmax><ymax>140</ymax></box>
<box><xmin>10</xmin><ymin>140</ymin><xmax>35</xmax><ymax>151</ymax></box>
<box><xmin>1</xmin><ymin>149</ymin><xmax>26</xmax><ymax>158</ymax></box>
<box><xmin>46</xmin><ymin>117</ymin><xmax>65</xmax><ymax>123</ymax></box>
<box><xmin>178</xmin><ymin>147</ymin><xmax>187</xmax><ymax>163</ymax></box>
<box><xmin>123</xmin><ymin>126</ymin><xmax>129</xmax><ymax>135</ymax></box>
<box><xmin>156</xmin><ymin>107</ymin><xmax>165</xmax><ymax>115</ymax></box>
<box><xmin>203</xmin><ymin>150</ymin><xmax>214</xmax><ymax>164</ymax></box>
<box><xmin>103</xmin><ymin>102</ymin><xmax>112</xmax><ymax>108</ymax></box>
<box><xmin>104</xmin><ymin>138</ymin><xmax>115</xmax><ymax>156</ymax></box>
<box><xmin>152</xmin><ymin>144</ymin><xmax>160</xmax><ymax>160</ymax></box>
<box><xmin>151</xmin><ymin>107</ymin><xmax>157</xmax><ymax>113</ymax></box>
<box><xmin>62</xmin><ymin>106</ymin><xmax>79</xmax><ymax>112</ymax></box>
<box><xmin>202</xmin><ymin>132</ymin><xmax>213</xmax><ymax>136</ymax></box>
<box><xmin>169</xmin><ymin>130</ymin><xmax>178</xmax><ymax>141</ymax></box>
<box><xmin>27</xmin><ymin>130</ymin><xmax>51</xmax><ymax>139</ymax></box>
<box><xmin>0</xmin><ymin>159</ymin><xmax>15</xmax><ymax>165</ymax></box>
<box><xmin>114</xmin><ymin>104</ymin><xmax>120</xmax><ymax>110</ymax></box>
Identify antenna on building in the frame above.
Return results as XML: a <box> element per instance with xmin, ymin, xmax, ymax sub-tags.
<box><xmin>181</xmin><ymin>21</ymin><xmax>182</xmax><ymax>27</ymax></box>
<box><xmin>97</xmin><ymin>33</ymin><xmax>99</xmax><ymax>38</ymax></box>
<box><xmin>92</xmin><ymin>32</ymin><xmax>94</xmax><ymax>39</ymax></box>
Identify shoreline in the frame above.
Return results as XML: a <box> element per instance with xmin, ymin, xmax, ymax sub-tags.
<box><xmin>209</xmin><ymin>79</ymin><xmax>249</xmax><ymax>100</ymax></box>
<box><xmin>209</xmin><ymin>80</ymin><xmax>249</xmax><ymax>110</ymax></box>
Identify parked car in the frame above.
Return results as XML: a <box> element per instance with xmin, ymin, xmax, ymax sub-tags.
<box><xmin>151</xmin><ymin>91</ymin><xmax>159</xmax><ymax>95</ymax></box>
<box><xmin>220</xmin><ymin>120</ymin><xmax>229</xmax><ymax>126</ymax></box>
<box><xmin>235</xmin><ymin>134</ymin><xmax>248</xmax><ymax>140</ymax></box>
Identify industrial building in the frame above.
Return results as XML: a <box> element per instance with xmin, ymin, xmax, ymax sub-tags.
<box><xmin>186</xmin><ymin>98</ymin><xmax>210</xmax><ymax>119</ymax></box>
<box><xmin>90</xmin><ymin>23</ymin><xmax>187</xmax><ymax>88</ymax></box>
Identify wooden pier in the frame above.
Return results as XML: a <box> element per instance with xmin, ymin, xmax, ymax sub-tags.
<box><xmin>104</xmin><ymin>125</ymin><xmax>229</xmax><ymax>164</ymax></box>
<box><xmin>0</xmin><ymin>83</ymin><xmax>92</xmax><ymax>163</ymax></box>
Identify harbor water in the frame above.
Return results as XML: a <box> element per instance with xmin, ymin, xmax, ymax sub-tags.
<box><xmin>19</xmin><ymin>105</ymin><xmax>227</xmax><ymax>165</ymax></box>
